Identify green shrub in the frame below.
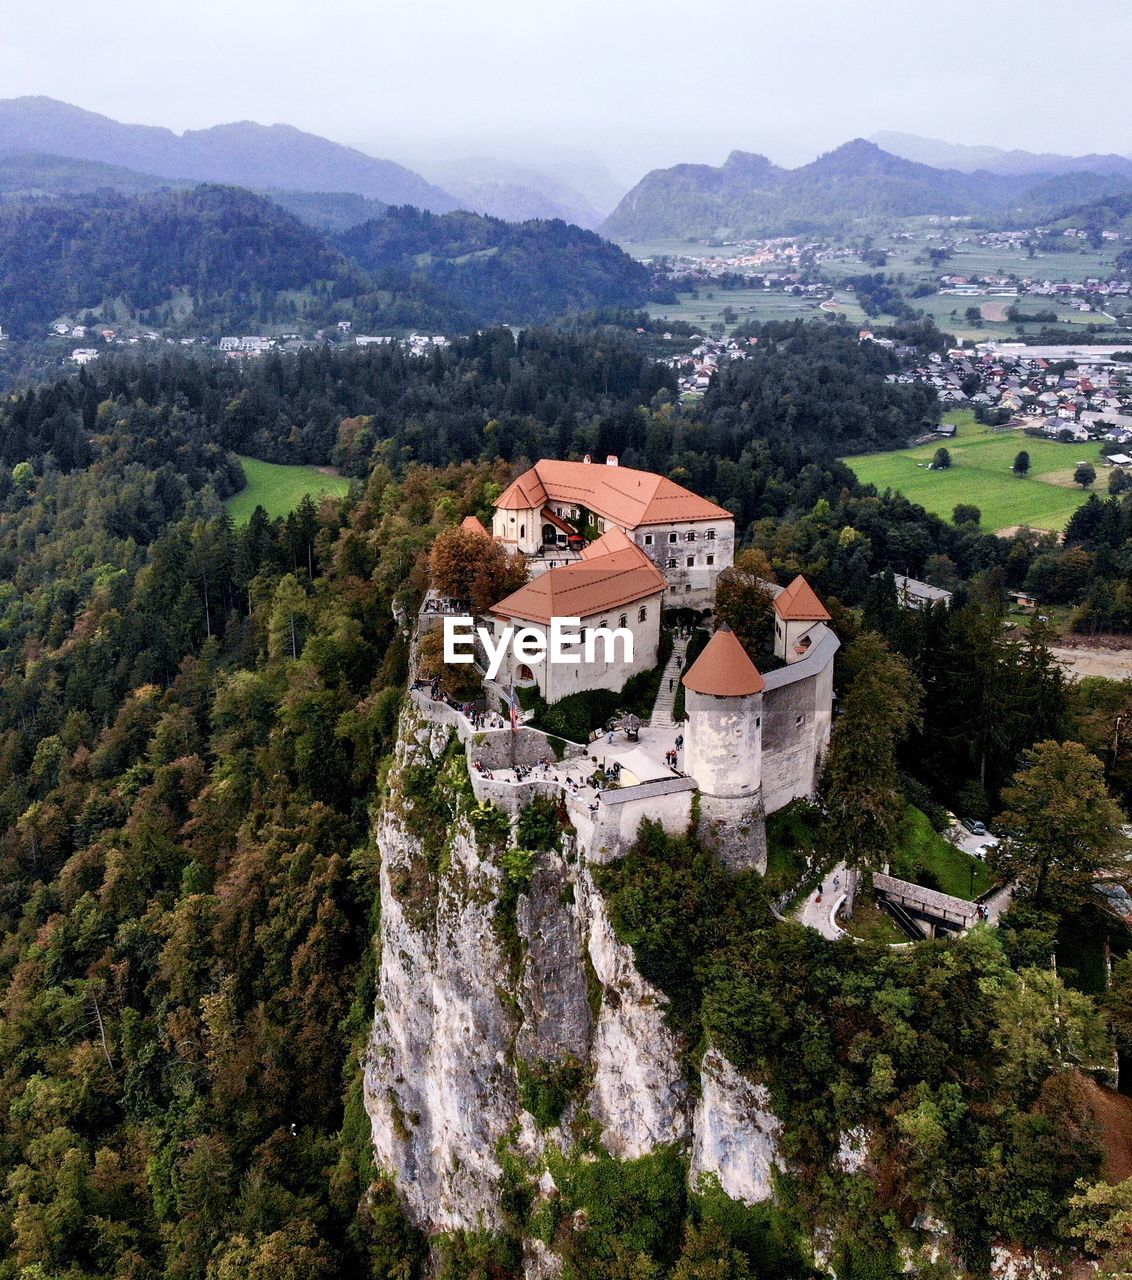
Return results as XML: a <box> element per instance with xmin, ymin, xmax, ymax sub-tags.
<box><xmin>516</xmin><ymin>796</ymin><xmax>561</xmax><ymax>852</ymax></box>
<box><xmin>517</xmin><ymin>1056</ymin><xmax>585</xmax><ymax>1130</ymax></box>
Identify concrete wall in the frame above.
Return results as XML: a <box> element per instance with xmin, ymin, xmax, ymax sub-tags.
<box><xmin>683</xmin><ymin>688</ymin><xmax>762</xmax><ymax>799</ymax></box>
<box><xmin>633</xmin><ymin>518</ymin><xmax>734</xmax><ymax>611</ymax></box>
<box><xmin>468</xmin><ymin>772</ymin><xmax>561</xmax><ymax>816</ymax></box>
<box><xmin>472</xmin><ymin>728</ymin><xmax>565</xmax><ymax>770</ymax></box>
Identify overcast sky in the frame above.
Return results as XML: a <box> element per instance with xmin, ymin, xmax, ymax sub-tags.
<box><xmin>2</xmin><ymin>0</ymin><xmax>1129</xmax><ymax>186</ymax></box>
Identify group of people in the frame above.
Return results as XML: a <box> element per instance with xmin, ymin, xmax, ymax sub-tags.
<box><xmin>665</xmin><ymin>734</ymin><xmax>684</xmax><ymax>771</ymax></box>
<box><xmin>421</xmin><ymin>596</ymin><xmax>467</xmax><ymax>614</ymax></box>
<box><xmin>411</xmin><ymin>679</ymin><xmax>506</xmax><ymax>730</ymax></box>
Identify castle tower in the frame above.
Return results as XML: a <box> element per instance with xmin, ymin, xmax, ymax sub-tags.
<box><xmin>773</xmin><ymin>574</ymin><xmax>831</xmax><ymax>664</ymax></box>
<box><xmin>682</xmin><ymin>626</ymin><xmax>765</xmax><ymax>799</ymax></box>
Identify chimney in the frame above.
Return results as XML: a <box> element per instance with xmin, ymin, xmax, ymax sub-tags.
<box><xmin>606</xmin><ymin>455</ymin><xmax>618</xmax><ymax>466</ymax></box>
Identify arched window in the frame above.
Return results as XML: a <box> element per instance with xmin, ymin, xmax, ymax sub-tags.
<box><xmin>685</xmin><ymin>530</ymin><xmax>696</xmax><ymax>542</ymax></box>
<box><xmin>618</xmin><ymin>614</ymin><xmax>627</xmax><ymax>628</ymax></box>
<box><xmin>518</xmin><ymin>664</ymin><xmax>534</xmax><ymax>681</ymax></box>
<box><xmin>638</xmin><ymin>606</ymin><xmax>647</xmax><ymax>622</ymax></box>
<box><xmin>706</xmin><ymin>529</ymin><xmax>716</xmax><ymax>541</ymax></box>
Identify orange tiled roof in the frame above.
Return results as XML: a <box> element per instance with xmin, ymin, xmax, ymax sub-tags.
<box><xmin>579</xmin><ymin>525</ymin><xmax>636</xmax><ymax>559</ymax></box>
<box><xmin>682</xmin><ymin>627</ymin><xmax>765</xmax><ymax>696</ymax></box>
<box><xmin>460</xmin><ymin>515</ymin><xmax>489</xmax><ymax>536</ymax></box>
<box><xmin>491</xmin><ymin>532</ymin><xmax>665</xmax><ymax>625</ymax></box>
<box><xmin>773</xmin><ymin>575</ymin><xmax>831</xmax><ymax>622</ymax></box>
<box><xmin>494</xmin><ymin>459</ymin><xmax>731</xmax><ymax>529</ymax></box>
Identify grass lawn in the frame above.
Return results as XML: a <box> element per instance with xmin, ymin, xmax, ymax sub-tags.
<box><xmin>764</xmin><ymin>800</ymin><xmax>821</xmax><ymax>898</ymax></box>
<box><xmin>839</xmin><ymin>897</ymin><xmax>907</xmax><ymax>945</ymax></box>
<box><xmin>843</xmin><ymin>409</ymin><xmax>1104</xmax><ymax>533</ymax></box>
<box><xmin>226</xmin><ymin>456</ymin><xmax>351</xmax><ymax>523</ymax></box>
<box><xmin>891</xmin><ymin>806</ymin><xmax>996</xmax><ymax>900</ymax></box>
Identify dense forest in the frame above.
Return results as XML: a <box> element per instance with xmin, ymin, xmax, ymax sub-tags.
<box><xmin>0</xmin><ymin>188</ymin><xmax>652</xmax><ymax>341</ymax></box>
<box><xmin>4</xmin><ymin>320</ymin><xmax>1132</xmax><ymax>1276</ymax></box>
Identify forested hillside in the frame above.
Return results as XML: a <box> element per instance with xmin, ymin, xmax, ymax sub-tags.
<box><xmin>0</xmin><ymin>187</ymin><xmax>355</xmax><ymax>338</ymax></box>
<box><xmin>339</xmin><ymin>205</ymin><xmax>651</xmax><ymax>323</ymax></box>
<box><xmin>0</xmin><ymin>188</ymin><xmax>653</xmax><ymax>340</ymax></box>
<box><xmin>3</xmin><ymin>323</ymin><xmax>1132</xmax><ymax>1276</ymax></box>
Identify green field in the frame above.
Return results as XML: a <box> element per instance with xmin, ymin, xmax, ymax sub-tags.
<box><xmin>891</xmin><ymin>807</ymin><xmax>996</xmax><ymax>900</ymax></box>
<box><xmin>646</xmin><ymin>286</ymin><xmax>821</xmax><ymax>330</ymax></box>
<box><xmin>226</xmin><ymin>455</ymin><xmax>352</xmax><ymax>522</ymax></box>
<box><xmin>843</xmin><ymin>410</ymin><xmax>1104</xmax><ymax>533</ymax></box>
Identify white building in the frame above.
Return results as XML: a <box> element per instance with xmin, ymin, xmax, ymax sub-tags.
<box><xmin>486</xmin><ymin>528</ymin><xmax>665</xmax><ymax>703</ymax></box>
<box><xmin>491</xmin><ymin>457</ymin><xmax>734</xmax><ymax>609</ymax></box>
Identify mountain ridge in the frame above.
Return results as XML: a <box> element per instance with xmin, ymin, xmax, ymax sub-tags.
<box><xmin>870</xmin><ymin>130</ymin><xmax>1132</xmax><ymax>177</ymax></box>
<box><xmin>602</xmin><ymin>138</ymin><xmax>1132</xmax><ymax>240</ymax></box>
<box><xmin>0</xmin><ymin>95</ymin><xmax>461</xmax><ymax>212</ymax></box>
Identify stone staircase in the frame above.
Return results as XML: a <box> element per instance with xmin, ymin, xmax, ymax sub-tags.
<box><xmin>649</xmin><ymin>634</ymin><xmax>689</xmax><ymax>729</ymax></box>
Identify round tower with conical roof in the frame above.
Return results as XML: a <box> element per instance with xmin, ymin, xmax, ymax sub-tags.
<box><xmin>682</xmin><ymin>626</ymin><xmax>765</xmax><ymax>800</ymax></box>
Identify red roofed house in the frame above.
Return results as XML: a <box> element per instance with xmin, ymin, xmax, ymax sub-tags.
<box><xmin>773</xmin><ymin>574</ymin><xmax>832</xmax><ymax>663</ymax></box>
<box><xmin>491</xmin><ymin>456</ymin><xmax>734</xmax><ymax>609</ymax></box>
<box><xmin>486</xmin><ymin>527</ymin><xmax>666</xmax><ymax>703</ymax></box>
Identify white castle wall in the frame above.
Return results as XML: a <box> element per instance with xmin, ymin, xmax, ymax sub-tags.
<box><xmin>758</xmin><ymin>625</ymin><xmax>838</xmax><ymax>815</ymax></box>
<box><xmin>633</xmin><ymin>518</ymin><xmax>734</xmax><ymax>611</ymax></box>
<box><xmin>683</xmin><ymin>687</ymin><xmax>763</xmax><ymax>799</ymax></box>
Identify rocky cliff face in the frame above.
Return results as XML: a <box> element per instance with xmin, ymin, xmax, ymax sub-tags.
<box><xmin>361</xmin><ymin>704</ymin><xmax>783</xmax><ymax>1251</ymax></box>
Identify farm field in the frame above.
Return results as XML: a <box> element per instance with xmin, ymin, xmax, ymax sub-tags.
<box><xmin>646</xmin><ymin>286</ymin><xmax>821</xmax><ymax>330</ymax></box>
<box><xmin>226</xmin><ymin>455</ymin><xmax>351</xmax><ymax>522</ymax></box>
<box><xmin>842</xmin><ymin>410</ymin><xmax>1106</xmax><ymax>533</ymax></box>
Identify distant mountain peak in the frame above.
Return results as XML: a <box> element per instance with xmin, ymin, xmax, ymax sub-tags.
<box><xmin>0</xmin><ymin>95</ymin><xmax>460</xmax><ymax>213</ymax></box>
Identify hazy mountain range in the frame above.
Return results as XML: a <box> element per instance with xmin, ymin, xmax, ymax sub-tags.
<box><xmin>601</xmin><ymin>139</ymin><xmax>1132</xmax><ymax>241</ymax></box>
<box><xmin>4</xmin><ymin>97</ymin><xmax>1132</xmax><ymax>250</ymax></box>
<box><xmin>870</xmin><ymin>131</ymin><xmax>1132</xmax><ymax>178</ymax></box>
<box><xmin>0</xmin><ymin>97</ymin><xmax>613</xmax><ymax>228</ymax></box>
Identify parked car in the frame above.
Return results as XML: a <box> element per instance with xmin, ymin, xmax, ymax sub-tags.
<box><xmin>961</xmin><ymin>817</ymin><xmax>987</xmax><ymax>836</ymax></box>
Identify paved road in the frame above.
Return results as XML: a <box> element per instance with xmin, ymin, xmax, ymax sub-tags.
<box><xmin>793</xmin><ymin>861</ymin><xmax>848</xmax><ymax>940</ymax></box>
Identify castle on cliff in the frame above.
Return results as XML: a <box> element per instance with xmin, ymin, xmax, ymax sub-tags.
<box><xmin>459</xmin><ymin>459</ymin><xmax>840</xmax><ymax>866</ymax></box>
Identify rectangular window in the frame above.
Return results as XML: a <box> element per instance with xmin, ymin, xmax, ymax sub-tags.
<box><xmin>686</xmin><ymin>556</ymin><xmax>694</xmax><ymax>567</ymax></box>
<box><xmin>644</xmin><ymin>534</ymin><xmax>653</xmax><ymax>545</ymax></box>
<box><xmin>668</xmin><ymin>532</ymin><xmax>678</xmax><ymax>544</ymax></box>
<box><xmin>706</xmin><ymin>529</ymin><xmax>716</xmax><ymax>540</ymax></box>
<box><xmin>706</xmin><ymin>554</ymin><xmax>715</xmax><ymax>565</ymax></box>
<box><xmin>685</xmin><ymin>531</ymin><xmax>696</xmax><ymax>542</ymax></box>
<box><xmin>666</xmin><ymin>557</ymin><xmax>677</xmax><ymax>568</ymax></box>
